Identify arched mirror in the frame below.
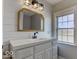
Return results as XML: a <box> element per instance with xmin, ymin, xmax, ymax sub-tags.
<box><xmin>17</xmin><ymin>8</ymin><xmax>44</xmax><ymax>31</ymax></box>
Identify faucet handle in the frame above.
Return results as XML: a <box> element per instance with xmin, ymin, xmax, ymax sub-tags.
<box><xmin>34</xmin><ymin>32</ymin><xmax>38</xmax><ymax>35</ymax></box>
<box><xmin>36</xmin><ymin>32</ymin><xmax>38</xmax><ymax>33</ymax></box>
<box><xmin>33</xmin><ymin>32</ymin><xmax>39</xmax><ymax>39</ymax></box>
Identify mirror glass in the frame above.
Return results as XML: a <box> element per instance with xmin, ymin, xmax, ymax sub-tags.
<box><xmin>17</xmin><ymin>8</ymin><xmax>44</xmax><ymax>31</ymax></box>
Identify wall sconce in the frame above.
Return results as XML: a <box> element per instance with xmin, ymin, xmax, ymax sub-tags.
<box><xmin>18</xmin><ymin>0</ymin><xmax>44</xmax><ymax>11</ymax></box>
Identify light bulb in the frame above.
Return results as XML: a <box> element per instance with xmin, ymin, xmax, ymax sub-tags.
<box><xmin>26</xmin><ymin>0</ymin><xmax>29</xmax><ymax>3</ymax></box>
<box><xmin>33</xmin><ymin>3</ymin><xmax>38</xmax><ymax>8</ymax></box>
<box><xmin>39</xmin><ymin>6</ymin><xmax>43</xmax><ymax>10</ymax></box>
<box><xmin>24</xmin><ymin>0</ymin><xmax>31</xmax><ymax>6</ymax></box>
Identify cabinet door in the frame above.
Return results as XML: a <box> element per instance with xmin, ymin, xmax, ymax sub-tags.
<box><xmin>52</xmin><ymin>45</ymin><xmax>57</xmax><ymax>59</ymax></box>
<box><xmin>14</xmin><ymin>47</ymin><xmax>33</xmax><ymax>59</ymax></box>
<box><xmin>23</xmin><ymin>56</ymin><xmax>33</xmax><ymax>59</ymax></box>
<box><xmin>35</xmin><ymin>51</ymin><xmax>44</xmax><ymax>59</ymax></box>
<box><xmin>44</xmin><ymin>48</ymin><xmax>53</xmax><ymax>59</ymax></box>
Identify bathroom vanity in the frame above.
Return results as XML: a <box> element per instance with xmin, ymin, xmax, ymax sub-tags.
<box><xmin>10</xmin><ymin>38</ymin><xmax>57</xmax><ymax>59</ymax></box>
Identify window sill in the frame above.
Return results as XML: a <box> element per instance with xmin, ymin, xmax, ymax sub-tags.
<box><xmin>57</xmin><ymin>41</ymin><xmax>77</xmax><ymax>47</ymax></box>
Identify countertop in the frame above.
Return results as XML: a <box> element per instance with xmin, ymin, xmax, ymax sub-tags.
<box><xmin>10</xmin><ymin>38</ymin><xmax>55</xmax><ymax>50</ymax></box>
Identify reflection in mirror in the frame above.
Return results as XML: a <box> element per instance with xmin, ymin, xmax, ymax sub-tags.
<box><xmin>17</xmin><ymin>8</ymin><xmax>44</xmax><ymax>31</ymax></box>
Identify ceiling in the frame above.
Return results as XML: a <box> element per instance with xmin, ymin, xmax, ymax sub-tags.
<box><xmin>46</xmin><ymin>0</ymin><xmax>63</xmax><ymax>5</ymax></box>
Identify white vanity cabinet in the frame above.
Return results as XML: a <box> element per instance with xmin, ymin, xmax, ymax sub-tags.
<box><xmin>12</xmin><ymin>47</ymin><xmax>33</xmax><ymax>59</ymax></box>
<box><xmin>35</xmin><ymin>50</ymin><xmax>44</xmax><ymax>59</ymax></box>
<box><xmin>24</xmin><ymin>56</ymin><xmax>33</xmax><ymax>59</ymax></box>
<box><xmin>10</xmin><ymin>39</ymin><xmax>57</xmax><ymax>59</ymax></box>
<box><xmin>44</xmin><ymin>48</ymin><xmax>53</xmax><ymax>59</ymax></box>
<box><xmin>35</xmin><ymin>48</ymin><xmax>52</xmax><ymax>59</ymax></box>
<box><xmin>34</xmin><ymin>42</ymin><xmax>53</xmax><ymax>59</ymax></box>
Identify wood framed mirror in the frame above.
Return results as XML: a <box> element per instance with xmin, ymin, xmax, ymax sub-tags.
<box><xmin>17</xmin><ymin>8</ymin><xmax>44</xmax><ymax>32</ymax></box>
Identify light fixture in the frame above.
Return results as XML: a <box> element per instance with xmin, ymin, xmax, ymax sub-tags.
<box><xmin>38</xmin><ymin>3</ymin><xmax>44</xmax><ymax>11</ymax></box>
<box><xmin>24</xmin><ymin>0</ymin><xmax>32</xmax><ymax>6</ymax></box>
<box><xmin>32</xmin><ymin>0</ymin><xmax>38</xmax><ymax>8</ymax></box>
<box><xmin>32</xmin><ymin>0</ymin><xmax>44</xmax><ymax>10</ymax></box>
<box><xmin>19</xmin><ymin>0</ymin><xmax>44</xmax><ymax>11</ymax></box>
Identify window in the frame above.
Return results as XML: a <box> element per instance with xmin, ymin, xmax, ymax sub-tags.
<box><xmin>57</xmin><ymin>13</ymin><xmax>74</xmax><ymax>43</ymax></box>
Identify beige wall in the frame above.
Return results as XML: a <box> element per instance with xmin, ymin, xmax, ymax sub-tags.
<box><xmin>53</xmin><ymin>0</ymin><xmax>77</xmax><ymax>12</ymax></box>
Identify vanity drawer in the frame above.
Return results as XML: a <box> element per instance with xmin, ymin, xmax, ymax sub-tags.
<box><xmin>15</xmin><ymin>47</ymin><xmax>33</xmax><ymax>59</ymax></box>
<box><xmin>35</xmin><ymin>42</ymin><xmax>52</xmax><ymax>53</ymax></box>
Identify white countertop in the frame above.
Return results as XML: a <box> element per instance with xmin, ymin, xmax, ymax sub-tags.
<box><xmin>10</xmin><ymin>38</ymin><xmax>54</xmax><ymax>50</ymax></box>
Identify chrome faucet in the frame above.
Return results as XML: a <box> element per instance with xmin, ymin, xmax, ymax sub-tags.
<box><xmin>32</xmin><ymin>32</ymin><xmax>38</xmax><ymax>39</ymax></box>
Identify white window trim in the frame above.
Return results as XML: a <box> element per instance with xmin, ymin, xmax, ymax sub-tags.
<box><xmin>57</xmin><ymin>41</ymin><xmax>77</xmax><ymax>47</ymax></box>
<box><xmin>54</xmin><ymin>5</ymin><xmax>77</xmax><ymax>46</ymax></box>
